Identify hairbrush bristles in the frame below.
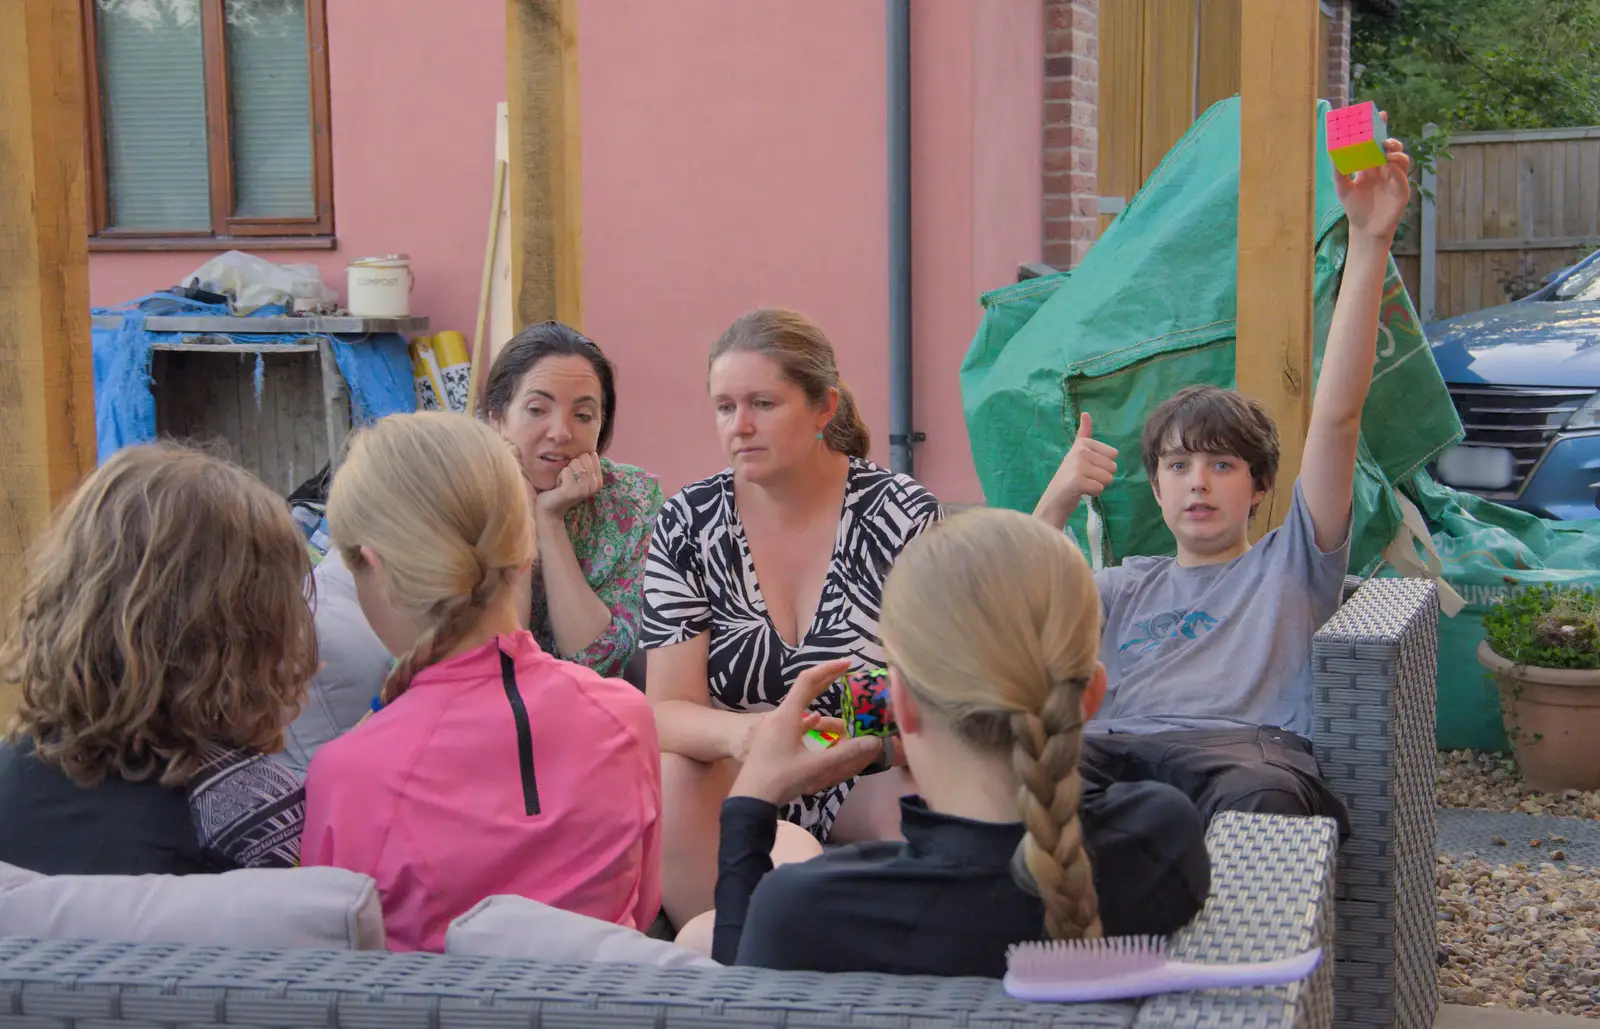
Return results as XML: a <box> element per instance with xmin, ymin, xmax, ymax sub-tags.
<box><xmin>1006</xmin><ymin>935</ymin><xmax>1167</xmax><ymax>983</ymax></box>
<box><xmin>1004</xmin><ymin>935</ymin><xmax>1322</xmax><ymax>1003</ymax></box>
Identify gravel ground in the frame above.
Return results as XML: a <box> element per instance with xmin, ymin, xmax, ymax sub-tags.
<box><xmin>1433</xmin><ymin>751</ymin><xmax>1598</xmax><ymax>1019</ymax></box>
<box><xmin>1436</xmin><ymin>855</ymin><xmax>1599</xmax><ymax>1017</ymax></box>
<box><xmin>1436</xmin><ymin>749</ymin><xmax>1600</xmax><ymax>819</ymax></box>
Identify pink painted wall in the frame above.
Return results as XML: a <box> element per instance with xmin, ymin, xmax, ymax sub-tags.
<box><xmin>578</xmin><ymin>0</ymin><xmax>889</xmax><ymax>495</ymax></box>
<box><xmin>87</xmin><ymin>0</ymin><xmax>506</xmax><ymax>343</ymax></box>
<box><xmin>583</xmin><ymin>0</ymin><xmax>1041</xmax><ymax>503</ymax></box>
<box><xmin>87</xmin><ymin>0</ymin><xmax>1042</xmax><ymax>507</ymax></box>
<box><xmin>910</xmin><ymin>1</ymin><xmax>1043</xmax><ymax>505</ymax></box>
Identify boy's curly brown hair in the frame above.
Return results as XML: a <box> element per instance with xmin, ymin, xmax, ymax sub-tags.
<box><xmin>1</xmin><ymin>443</ymin><xmax>318</xmax><ymax>788</ymax></box>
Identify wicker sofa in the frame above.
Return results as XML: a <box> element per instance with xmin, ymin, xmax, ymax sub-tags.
<box><xmin>0</xmin><ymin>578</ymin><xmax>1439</xmax><ymax>1029</ymax></box>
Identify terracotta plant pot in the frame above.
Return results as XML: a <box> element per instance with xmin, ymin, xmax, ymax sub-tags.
<box><xmin>1477</xmin><ymin>641</ymin><xmax>1600</xmax><ymax>792</ymax></box>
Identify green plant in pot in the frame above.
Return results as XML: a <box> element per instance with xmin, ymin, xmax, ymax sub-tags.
<box><xmin>1478</xmin><ymin>585</ymin><xmax>1600</xmax><ymax>792</ymax></box>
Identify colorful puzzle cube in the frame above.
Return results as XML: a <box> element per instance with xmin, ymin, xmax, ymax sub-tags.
<box><xmin>839</xmin><ymin>667</ymin><xmax>895</xmax><ymax>738</ymax></box>
<box><xmin>1325</xmin><ymin>101</ymin><xmax>1388</xmax><ymax>176</ymax></box>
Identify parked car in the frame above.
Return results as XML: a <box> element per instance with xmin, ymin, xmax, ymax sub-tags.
<box><xmin>1425</xmin><ymin>248</ymin><xmax>1600</xmax><ymax>520</ymax></box>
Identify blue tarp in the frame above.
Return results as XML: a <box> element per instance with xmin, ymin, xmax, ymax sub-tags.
<box><xmin>92</xmin><ymin>292</ymin><xmax>417</xmax><ymax>467</ymax></box>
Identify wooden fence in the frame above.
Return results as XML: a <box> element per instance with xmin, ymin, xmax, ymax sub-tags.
<box><xmin>1393</xmin><ymin>125</ymin><xmax>1600</xmax><ymax>322</ymax></box>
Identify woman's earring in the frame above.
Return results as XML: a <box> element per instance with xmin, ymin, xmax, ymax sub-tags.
<box><xmin>816</xmin><ymin>431</ymin><xmax>825</xmax><ymax>440</ymax></box>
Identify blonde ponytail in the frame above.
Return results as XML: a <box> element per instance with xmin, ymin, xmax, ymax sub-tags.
<box><xmin>879</xmin><ymin>508</ymin><xmax>1103</xmax><ymax>940</ymax></box>
<box><xmin>327</xmin><ymin>412</ymin><xmax>534</xmax><ymax>702</ymax></box>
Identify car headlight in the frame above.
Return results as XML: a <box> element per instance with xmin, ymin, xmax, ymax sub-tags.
<box><xmin>1568</xmin><ymin>392</ymin><xmax>1600</xmax><ymax>430</ymax></box>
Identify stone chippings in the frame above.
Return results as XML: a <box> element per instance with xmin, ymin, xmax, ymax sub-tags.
<box><xmin>1436</xmin><ymin>748</ymin><xmax>1600</xmax><ymax>818</ymax></box>
<box><xmin>1431</xmin><ymin>749</ymin><xmax>1598</xmax><ymax>1018</ymax></box>
<box><xmin>1435</xmin><ymin>855</ymin><xmax>1598</xmax><ymax>1017</ymax></box>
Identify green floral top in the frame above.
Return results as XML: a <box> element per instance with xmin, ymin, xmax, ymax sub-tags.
<box><xmin>530</xmin><ymin>458</ymin><xmax>664</xmax><ymax>678</ymax></box>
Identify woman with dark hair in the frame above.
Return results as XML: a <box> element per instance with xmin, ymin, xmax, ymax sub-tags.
<box><xmin>639</xmin><ymin>308</ymin><xmax>942</xmax><ymax>930</ymax></box>
<box><xmin>282</xmin><ymin>324</ymin><xmax>660</xmax><ymax>772</ymax></box>
<box><xmin>480</xmin><ymin>321</ymin><xmax>663</xmax><ymax>678</ymax></box>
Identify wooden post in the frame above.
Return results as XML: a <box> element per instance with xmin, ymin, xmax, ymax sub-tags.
<box><xmin>506</xmin><ymin>0</ymin><xmax>584</xmax><ymax>332</ymax></box>
<box><xmin>1236</xmin><ymin>0</ymin><xmax>1318</xmax><ymax>538</ymax></box>
<box><xmin>0</xmin><ymin>0</ymin><xmax>97</xmax><ymax>716</ymax></box>
<box><xmin>1419</xmin><ymin>122</ymin><xmax>1439</xmax><ymax>324</ymax></box>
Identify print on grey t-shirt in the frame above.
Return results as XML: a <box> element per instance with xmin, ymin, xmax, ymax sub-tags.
<box><xmin>1089</xmin><ymin>480</ymin><xmax>1350</xmax><ymax>739</ymax></box>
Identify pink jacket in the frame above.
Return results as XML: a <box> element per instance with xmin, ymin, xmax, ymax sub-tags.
<box><xmin>301</xmin><ymin>631</ymin><xmax>661</xmax><ymax>952</ymax></box>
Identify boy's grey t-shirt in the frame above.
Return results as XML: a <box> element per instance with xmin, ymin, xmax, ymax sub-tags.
<box><xmin>1090</xmin><ymin>480</ymin><xmax>1350</xmax><ymax>739</ymax></box>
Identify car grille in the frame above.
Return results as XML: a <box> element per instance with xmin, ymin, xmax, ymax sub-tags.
<box><xmin>1445</xmin><ymin>385</ymin><xmax>1593</xmax><ymax>495</ymax></box>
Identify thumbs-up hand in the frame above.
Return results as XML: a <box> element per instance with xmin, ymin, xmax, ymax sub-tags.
<box><xmin>1033</xmin><ymin>412</ymin><xmax>1119</xmax><ymax>530</ymax></box>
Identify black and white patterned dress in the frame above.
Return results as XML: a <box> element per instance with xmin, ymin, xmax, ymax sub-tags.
<box><xmin>640</xmin><ymin>458</ymin><xmax>942</xmax><ymax>841</ymax></box>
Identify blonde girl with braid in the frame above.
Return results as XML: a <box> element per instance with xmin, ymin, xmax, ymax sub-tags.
<box><xmin>300</xmin><ymin>412</ymin><xmax>662</xmax><ymax>953</ymax></box>
<box><xmin>692</xmin><ymin>508</ymin><xmax>1209</xmax><ymax>974</ymax></box>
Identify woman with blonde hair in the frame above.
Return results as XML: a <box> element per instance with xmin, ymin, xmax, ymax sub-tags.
<box><xmin>300</xmin><ymin>412</ymin><xmax>661</xmax><ymax>953</ymax></box>
<box><xmin>700</xmin><ymin>508</ymin><xmax>1210</xmax><ymax>974</ymax></box>
<box><xmin>0</xmin><ymin>444</ymin><xmax>317</xmax><ymax>874</ymax></box>
<box><xmin>642</xmin><ymin>308</ymin><xmax>941</xmax><ymax>928</ymax></box>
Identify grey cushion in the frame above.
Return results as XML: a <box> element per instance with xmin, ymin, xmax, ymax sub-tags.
<box><xmin>0</xmin><ymin>861</ymin><xmax>386</xmax><ymax>949</ymax></box>
<box><xmin>280</xmin><ymin>549</ymin><xmax>391</xmax><ymax>773</ymax></box>
<box><xmin>445</xmin><ymin>895</ymin><xmax>718</xmax><ymax>968</ymax></box>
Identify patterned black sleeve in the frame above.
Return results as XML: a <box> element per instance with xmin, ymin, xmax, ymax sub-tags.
<box><xmin>638</xmin><ymin>488</ymin><xmax>713</xmax><ymax>649</ymax></box>
<box><xmin>186</xmin><ymin>742</ymin><xmax>306</xmax><ymax>868</ymax></box>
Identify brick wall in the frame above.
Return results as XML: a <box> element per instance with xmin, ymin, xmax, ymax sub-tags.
<box><xmin>1326</xmin><ymin>0</ymin><xmax>1353</xmax><ymax>106</ymax></box>
<box><xmin>1042</xmin><ymin>0</ymin><xmax>1098</xmax><ymax>270</ymax></box>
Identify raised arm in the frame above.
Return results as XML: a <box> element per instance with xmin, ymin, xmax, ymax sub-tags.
<box><xmin>1301</xmin><ymin>132</ymin><xmax>1411</xmax><ymax>551</ymax></box>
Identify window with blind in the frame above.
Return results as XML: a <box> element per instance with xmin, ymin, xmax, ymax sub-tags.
<box><xmin>83</xmin><ymin>0</ymin><xmax>333</xmax><ymax>247</ymax></box>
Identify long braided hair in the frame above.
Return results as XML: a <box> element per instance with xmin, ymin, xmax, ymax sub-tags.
<box><xmin>327</xmin><ymin>412</ymin><xmax>534</xmax><ymax>703</ymax></box>
<box><xmin>879</xmin><ymin>508</ymin><xmax>1103</xmax><ymax>940</ymax></box>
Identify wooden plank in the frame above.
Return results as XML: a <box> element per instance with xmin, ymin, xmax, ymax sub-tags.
<box><xmin>1443</xmin><ymin>146</ymin><xmax>1464</xmax><ymax>246</ymax></box>
<box><xmin>1437</xmin><ymin>251</ymin><xmax>1456</xmax><ymax>320</ymax></box>
<box><xmin>1555</xmin><ymin>140</ymin><xmax>1568</xmax><ymax>236</ymax></box>
<box><xmin>1138</xmin><ymin>0</ymin><xmax>1198</xmax><ymax>183</ymax></box>
<box><xmin>1465</xmin><ymin>251</ymin><xmax>1484</xmax><ymax>315</ymax></box>
<box><xmin>1433</xmin><ymin>235</ymin><xmax>1600</xmax><ymax>253</ymax></box>
<box><xmin>1449</xmin><ymin>125</ymin><xmax>1600</xmax><ymax>145</ymax></box>
<box><xmin>506</xmin><ymin>0</ymin><xmax>584</xmax><ymax>330</ymax></box>
<box><xmin>1461</xmin><ymin>144</ymin><xmax>1484</xmax><ymax>244</ymax></box>
<box><xmin>0</xmin><ymin>0</ymin><xmax>97</xmax><ymax>720</ymax></box>
<box><xmin>1316</xmin><ymin>5</ymin><xmax>1330</xmax><ymax>100</ymax></box>
<box><xmin>89</xmin><ymin>315</ymin><xmax>431</xmax><ymax>333</ymax></box>
<box><xmin>1236</xmin><ymin>0</ymin><xmax>1317</xmax><ymax>538</ymax></box>
<box><xmin>1581</xmin><ymin>142</ymin><xmax>1600</xmax><ymax>235</ymax></box>
<box><xmin>318</xmin><ymin>339</ymin><xmax>350</xmax><ymax>468</ymax></box>
<box><xmin>1558</xmin><ymin>141</ymin><xmax>1579</xmax><ymax>236</ymax></box>
<box><xmin>1481</xmin><ymin>144</ymin><xmax>1502</xmax><ymax>242</ymax></box>
<box><xmin>1521</xmin><ymin>141</ymin><xmax>1547</xmax><ymax>241</ymax></box>
<box><xmin>1497</xmin><ymin>141</ymin><xmax>1518</xmax><ymax>239</ymax></box>
<box><xmin>151</xmin><ymin>341</ymin><xmax>320</xmax><ymax>354</ymax></box>
<box><xmin>1097</xmin><ymin>0</ymin><xmax>1144</xmax><ymax>224</ymax></box>
<box><xmin>1420</xmin><ymin>128</ymin><xmax>1438</xmax><ymax>323</ymax></box>
<box><xmin>1195</xmin><ymin>0</ymin><xmax>1241</xmax><ymax>112</ymax></box>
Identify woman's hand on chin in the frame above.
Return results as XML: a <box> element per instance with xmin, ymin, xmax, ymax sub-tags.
<box><xmin>533</xmin><ymin>452</ymin><xmax>603</xmax><ymax>521</ymax></box>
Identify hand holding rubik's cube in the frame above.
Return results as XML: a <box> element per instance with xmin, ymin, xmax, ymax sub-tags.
<box><xmin>1325</xmin><ymin>101</ymin><xmax>1389</xmax><ymax>176</ymax></box>
<box><xmin>802</xmin><ymin>668</ymin><xmax>897</xmax><ymax>771</ymax></box>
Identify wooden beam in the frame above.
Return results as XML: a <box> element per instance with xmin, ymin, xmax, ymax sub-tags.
<box><xmin>1236</xmin><ymin>0</ymin><xmax>1318</xmax><ymax>539</ymax></box>
<box><xmin>506</xmin><ymin>0</ymin><xmax>584</xmax><ymax>332</ymax></box>
<box><xmin>0</xmin><ymin>0</ymin><xmax>97</xmax><ymax>718</ymax></box>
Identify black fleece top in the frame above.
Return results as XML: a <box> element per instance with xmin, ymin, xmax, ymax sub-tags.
<box><xmin>712</xmin><ymin>779</ymin><xmax>1211</xmax><ymax>976</ymax></box>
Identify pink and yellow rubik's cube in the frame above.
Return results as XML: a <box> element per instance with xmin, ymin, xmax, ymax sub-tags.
<box><xmin>1325</xmin><ymin>101</ymin><xmax>1389</xmax><ymax>176</ymax></box>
